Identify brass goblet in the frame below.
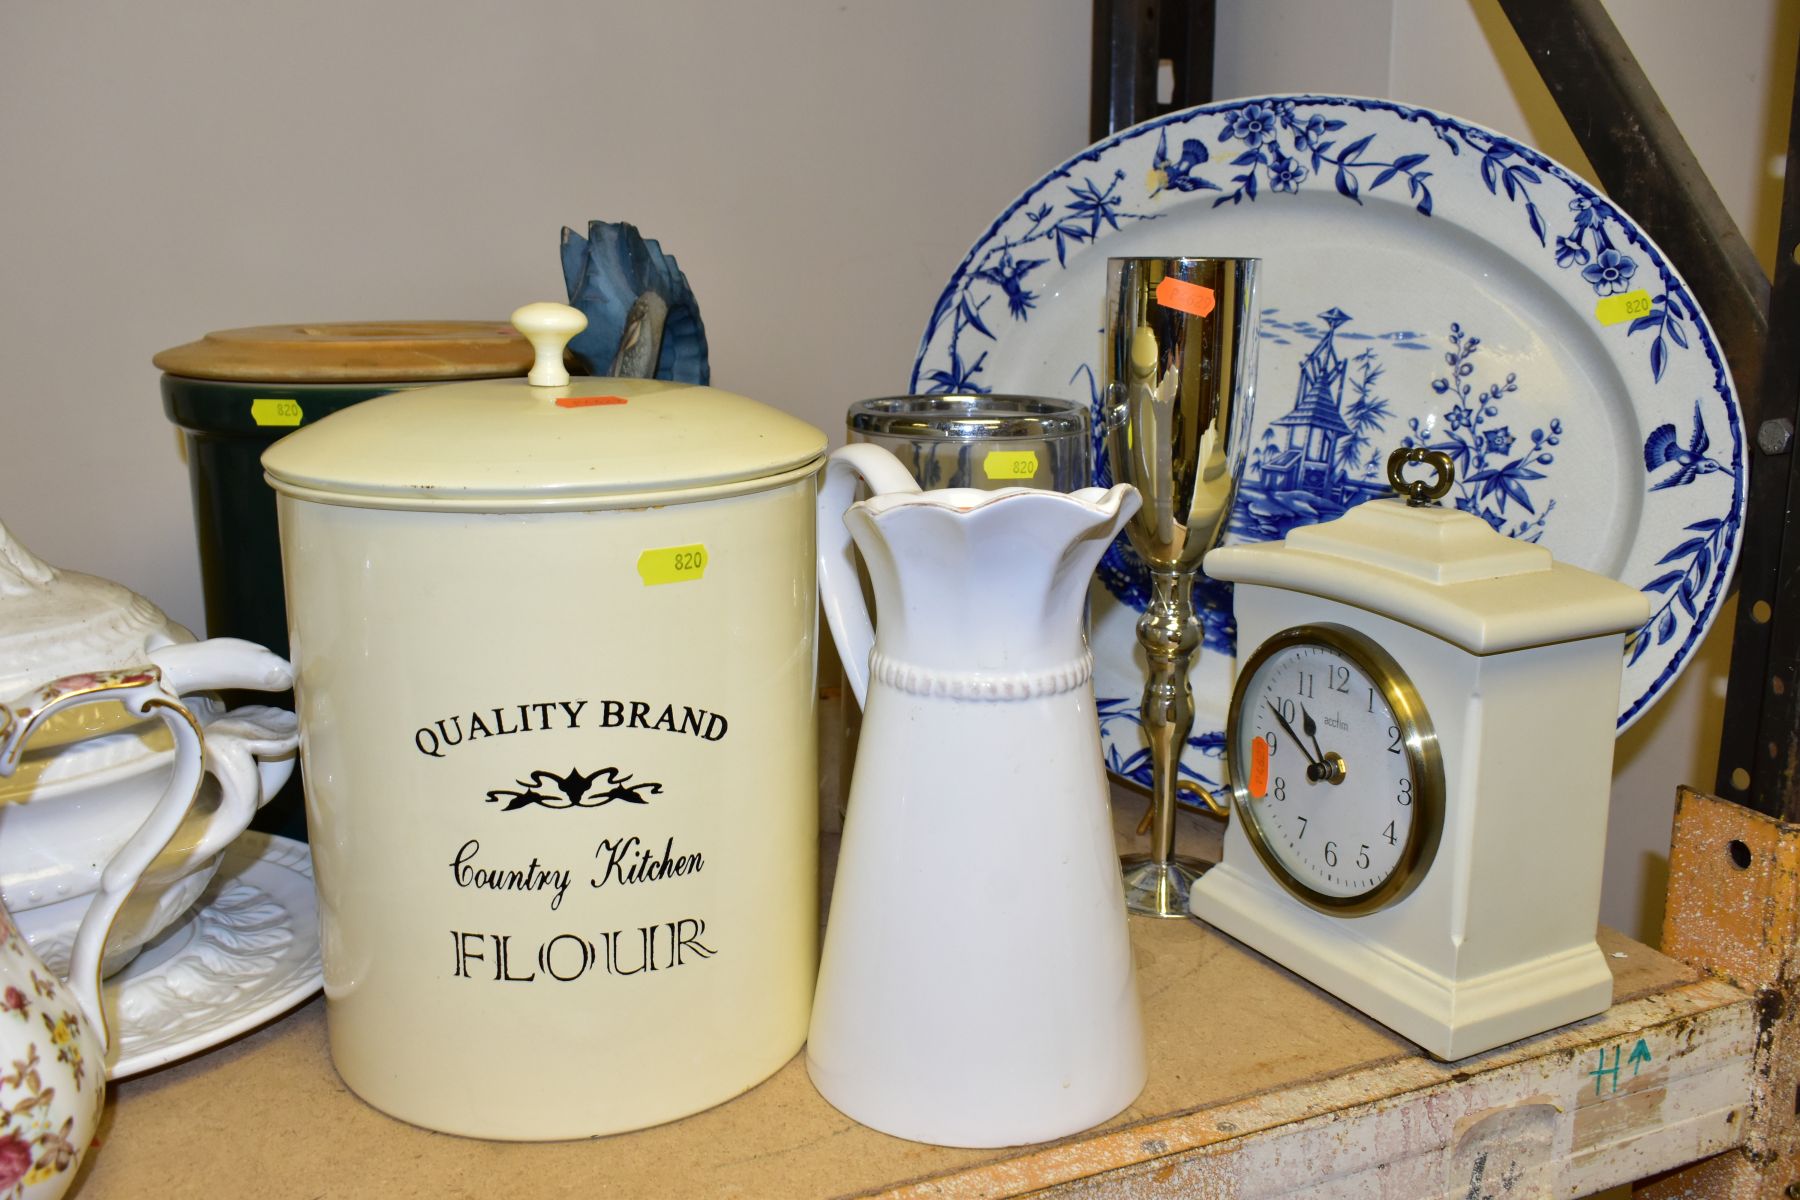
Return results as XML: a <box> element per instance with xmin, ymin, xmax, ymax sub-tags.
<box><xmin>1104</xmin><ymin>256</ymin><xmax>1261</xmax><ymax>917</ymax></box>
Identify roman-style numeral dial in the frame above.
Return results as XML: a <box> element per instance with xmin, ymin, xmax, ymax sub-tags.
<box><xmin>1226</xmin><ymin>624</ymin><xmax>1445</xmax><ymax>915</ymax></box>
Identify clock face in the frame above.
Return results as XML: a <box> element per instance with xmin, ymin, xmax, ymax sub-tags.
<box><xmin>1227</xmin><ymin>624</ymin><xmax>1445</xmax><ymax>915</ymax></box>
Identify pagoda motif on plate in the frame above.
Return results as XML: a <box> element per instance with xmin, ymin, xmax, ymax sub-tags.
<box><xmin>1251</xmin><ymin>308</ymin><xmax>1394</xmax><ymax>513</ymax></box>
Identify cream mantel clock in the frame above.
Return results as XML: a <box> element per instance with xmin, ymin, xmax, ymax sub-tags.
<box><xmin>1189</xmin><ymin>449</ymin><xmax>1650</xmax><ymax>1060</ymax></box>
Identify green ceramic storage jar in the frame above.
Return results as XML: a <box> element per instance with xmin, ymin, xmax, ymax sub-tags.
<box><xmin>156</xmin><ymin>321</ymin><xmax>533</xmax><ymax>838</ymax></box>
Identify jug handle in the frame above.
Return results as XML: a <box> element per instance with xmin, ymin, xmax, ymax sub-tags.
<box><xmin>817</xmin><ymin>445</ymin><xmax>921</xmax><ymax>709</ymax></box>
<box><xmin>0</xmin><ymin>668</ymin><xmax>207</xmax><ymax>1054</ymax></box>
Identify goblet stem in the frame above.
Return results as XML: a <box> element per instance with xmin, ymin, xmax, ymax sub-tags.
<box><xmin>1140</xmin><ymin>567</ymin><xmax>1198</xmax><ymax>866</ymax></box>
<box><xmin>1120</xmin><ymin>567</ymin><xmax>1209</xmax><ymax>917</ymax></box>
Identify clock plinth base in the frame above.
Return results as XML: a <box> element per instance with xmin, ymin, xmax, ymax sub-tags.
<box><xmin>1121</xmin><ymin>854</ymin><xmax>1209</xmax><ymax>918</ymax></box>
<box><xmin>1190</xmin><ymin>863</ymin><xmax>1614</xmax><ymax>1060</ymax></box>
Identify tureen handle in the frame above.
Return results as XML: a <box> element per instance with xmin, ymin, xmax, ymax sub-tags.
<box><xmin>146</xmin><ymin>640</ymin><xmax>299</xmax><ymax>847</ymax></box>
<box><xmin>816</xmin><ymin>445</ymin><xmax>922</xmax><ymax>709</ymax></box>
<box><xmin>0</xmin><ymin>668</ymin><xmax>207</xmax><ymax>1054</ymax></box>
<box><xmin>148</xmin><ymin>636</ymin><xmax>293</xmax><ymax>695</ymax></box>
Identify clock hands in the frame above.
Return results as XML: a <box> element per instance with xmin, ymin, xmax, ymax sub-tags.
<box><xmin>1300</xmin><ymin>703</ymin><xmax>1348</xmax><ymax>785</ymax></box>
<box><xmin>1265</xmin><ymin>701</ymin><xmax>1329</xmax><ymax>783</ymax></box>
<box><xmin>1300</xmin><ymin>706</ymin><xmax>1328</xmax><ymax>767</ymax></box>
<box><xmin>1264</xmin><ymin>700</ymin><xmax>1348</xmax><ymax>786</ymax></box>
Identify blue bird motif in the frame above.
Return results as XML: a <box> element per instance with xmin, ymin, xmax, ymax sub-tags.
<box><xmin>560</xmin><ymin>221</ymin><xmax>710</xmax><ymax>384</ymax></box>
<box><xmin>1644</xmin><ymin>401</ymin><xmax>1727</xmax><ymax>491</ymax></box>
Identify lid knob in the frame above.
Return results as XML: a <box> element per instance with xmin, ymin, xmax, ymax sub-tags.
<box><xmin>511</xmin><ymin>302</ymin><xmax>588</xmax><ymax>388</ymax></box>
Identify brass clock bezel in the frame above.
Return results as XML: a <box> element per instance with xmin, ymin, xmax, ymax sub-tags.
<box><xmin>1225</xmin><ymin>622</ymin><xmax>1446</xmax><ymax>917</ymax></box>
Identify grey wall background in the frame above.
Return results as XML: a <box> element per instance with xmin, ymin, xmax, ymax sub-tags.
<box><xmin>1</xmin><ymin>0</ymin><xmax>1792</xmax><ymax>943</ymax></box>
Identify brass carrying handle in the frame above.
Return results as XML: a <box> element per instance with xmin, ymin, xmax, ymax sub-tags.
<box><xmin>1137</xmin><ymin>778</ymin><xmax>1231</xmax><ymax>835</ymax></box>
<box><xmin>1386</xmin><ymin>447</ymin><xmax>1456</xmax><ymax>507</ymax></box>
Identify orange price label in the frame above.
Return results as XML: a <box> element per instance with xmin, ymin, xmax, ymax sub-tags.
<box><xmin>1155</xmin><ymin>277</ymin><xmax>1216</xmax><ymax>318</ymax></box>
<box><xmin>1249</xmin><ymin>734</ymin><xmax>1270</xmax><ymax>799</ymax></box>
<box><xmin>555</xmin><ymin>395</ymin><xmax>629</xmax><ymax>409</ymax></box>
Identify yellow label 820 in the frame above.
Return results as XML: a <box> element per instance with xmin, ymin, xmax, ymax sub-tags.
<box><xmin>982</xmin><ymin>450</ymin><xmax>1040</xmax><ymax>481</ymax></box>
<box><xmin>637</xmin><ymin>544</ymin><xmax>708</xmax><ymax>586</ymax></box>
<box><xmin>1593</xmin><ymin>289</ymin><xmax>1653</xmax><ymax>327</ymax></box>
<box><xmin>250</xmin><ymin>398</ymin><xmax>305</xmax><ymax>427</ymax></box>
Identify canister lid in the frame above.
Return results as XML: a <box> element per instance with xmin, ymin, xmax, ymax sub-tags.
<box><xmin>153</xmin><ymin>320</ymin><xmax>532</xmax><ymax>382</ymax></box>
<box><xmin>261</xmin><ymin>303</ymin><xmax>826</xmax><ymax>511</ymax></box>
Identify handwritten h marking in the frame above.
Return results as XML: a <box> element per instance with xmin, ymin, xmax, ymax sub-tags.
<box><xmin>1589</xmin><ymin>1046</ymin><xmax>1622</xmax><ymax>1096</ymax></box>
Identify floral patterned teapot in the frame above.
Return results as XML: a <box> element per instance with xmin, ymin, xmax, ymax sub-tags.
<box><xmin>0</xmin><ymin>667</ymin><xmax>217</xmax><ymax>1196</ymax></box>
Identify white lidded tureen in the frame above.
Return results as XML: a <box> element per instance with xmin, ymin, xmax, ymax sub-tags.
<box><xmin>0</xmin><ymin>519</ymin><xmax>298</xmax><ymax>975</ymax></box>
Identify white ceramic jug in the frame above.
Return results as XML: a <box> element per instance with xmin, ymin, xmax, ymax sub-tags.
<box><xmin>808</xmin><ymin>444</ymin><xmax>1148</xmax><ymax>1148</ymax></box>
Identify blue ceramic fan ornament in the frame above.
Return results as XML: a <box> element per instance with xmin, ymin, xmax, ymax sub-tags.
<box><xmin>560</xmin><ymin>221</ymin><xmax>711</xmax><ymax>383</ymax></box>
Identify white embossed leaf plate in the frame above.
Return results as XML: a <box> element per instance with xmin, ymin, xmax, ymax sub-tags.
<box><xmin>19</xmin><ymin>832</ymin><xmax>321</xmax><ymax>1079</ymax></box>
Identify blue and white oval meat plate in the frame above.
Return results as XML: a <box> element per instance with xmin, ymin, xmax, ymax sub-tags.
<box><xmin>911</xmin><ymin>96</ymin><xmax>1745</xmax><ymax>796</ymax></box>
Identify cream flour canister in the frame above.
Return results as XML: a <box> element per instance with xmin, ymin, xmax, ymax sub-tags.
<box><xmin>262</xmin><ymin>303</ymin><xmax>826</xmax><ymax>1139</ymax></box>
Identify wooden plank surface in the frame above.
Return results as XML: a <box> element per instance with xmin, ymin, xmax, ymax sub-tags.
<box><xmin>65</xmin><ymin>804</ymin><xmax>1751</xmax><ymax>1198</ymax></box>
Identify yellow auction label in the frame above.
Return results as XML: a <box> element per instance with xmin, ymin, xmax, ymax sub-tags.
<box><xmin>250</xmin><ymin>398</ymin><xmax>304</xmax><ymax>427</ymax></box>
<box><xmin>1594</xmin><ymin>289</ymin><xmax>1653</xmax><ymax>327</ymax></box>
<box><xmin>982</xmin><ymin>450</ymin><xmax>1040</xmax><ymax>481</ymax></box>
<box><xmin>637</xmin><ymin>544</ymin><xmax>708</xmax><ymax>586</ymax></box>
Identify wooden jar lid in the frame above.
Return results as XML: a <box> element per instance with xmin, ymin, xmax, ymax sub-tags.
<box><xmin>153</xmin><ymin>320</ymin><xmax>533</xmax><ymax>383</ymax></box>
